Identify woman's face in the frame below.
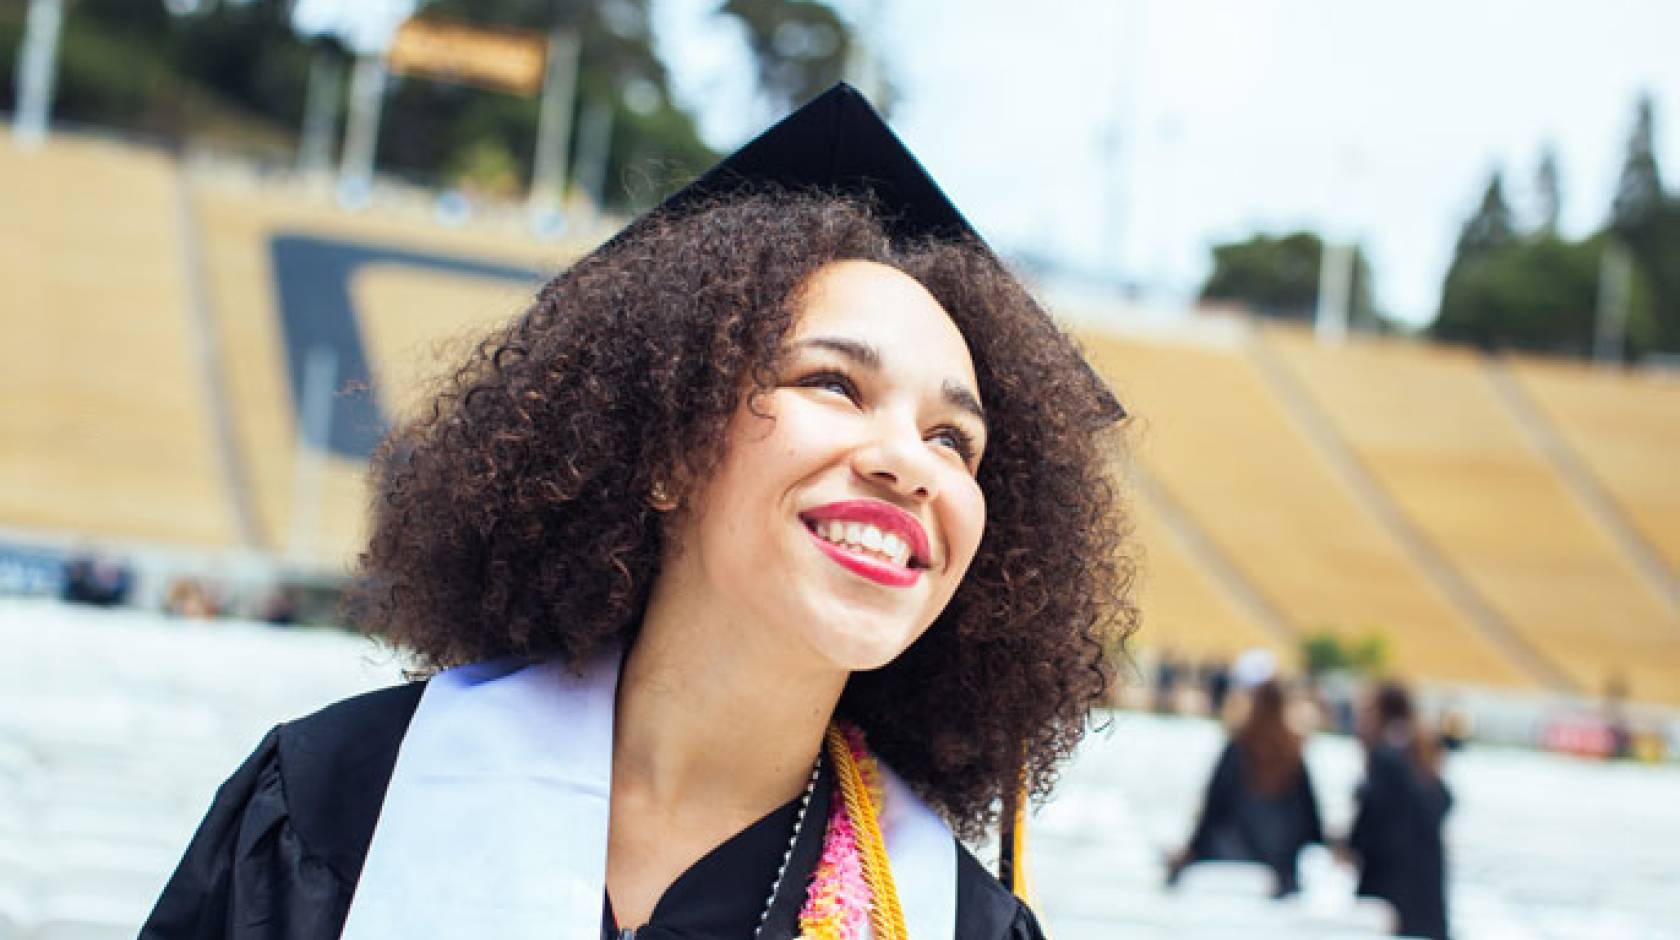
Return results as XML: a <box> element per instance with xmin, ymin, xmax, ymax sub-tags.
<box><xmin>665</xmin><ymin>260</ymin><xmax>988</xmax><ymax>673</ymax></box>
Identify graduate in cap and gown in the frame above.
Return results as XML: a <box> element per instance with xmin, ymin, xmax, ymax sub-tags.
<box><xmin>1348</xmin><ymin>682</ymin><xmax>1452</xmax><ymax>940</ymax></box>
<box><xmin>1166</xmin><ymin>650</ymin><xmax>1324</xmax><ymax>896</ymax></box>
<box><xmin>141</xmin><ymin>84</ymin><xmax>1134</xmax><ymax>940</ymax></box>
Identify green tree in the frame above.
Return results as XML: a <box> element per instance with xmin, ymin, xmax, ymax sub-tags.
<box><xmin>1435</xmin><ymin>233</ymin><xmax>1655</xmax><ymax>356</ymax></box>
<box><xmin>0</xmin><ymin>0</ymin><xmax>305</xmax><ymax>147</ymax></box>
<box><xmin>360</xmin><ymin>0</ymin><xmax>716</xmax><ymax>207</ymax></box>
<box><xmin>720</xmin><ymin>0</ymin><xmax>857</xmax><ymax>112</ymax></box>
<box><xmin>1426</xmin><ymin>163</ymin><xmax>1660</xmax><ymax>357</ymax></box>
<box><xmin>1606</xmin><ymin>92</ymin><xmax>1680</xmax><ymax>355</ymax></box>
<box><xmin>1300</xmin><ymin>629</ymin><xmax>1390</xmax><ymax>678</ymax></box>
<box><xmin>1612</xmin><ymin>92</ymin><xmax>1663</xmax><ymax>234</ymax></box>
<box><xmin>1199</xmin><ymin>230</ymin><xmax>1383</xmax><ymax>328</ymax></box>
<box><xmin>1454</xmin><ymin>171</ymin><xmax>1518</xmax><ymax>261</ymax></box>
<box><xmin>1</xmin><ymin>0</ymin><xmax>862</xmax><ymax>208</ymax></box>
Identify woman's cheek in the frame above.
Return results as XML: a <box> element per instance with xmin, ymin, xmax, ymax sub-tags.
<box><xmin>944</xmin><ymin>477</ymin><xmax>987</xmax><ymax>574</ymax></box>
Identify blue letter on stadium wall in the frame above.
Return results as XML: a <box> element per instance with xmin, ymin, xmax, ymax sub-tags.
<box><xmin>269</xmin><ymin>235</ymin><xmax>542</xmax><ymax>461</ymax></box>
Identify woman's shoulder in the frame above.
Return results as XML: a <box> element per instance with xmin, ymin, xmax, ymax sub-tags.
<box><xmin>140</xmin><ymin>683</ymin><xmax>426</xmax><ymax>938</ymax></box>
<box><xmin>275</xmin><ymin>680</ymin><xmax>427</xmax><ymax>778</ymax></box>
<box><xmin>954</xmin><ymin>842</ymin><xmax>1050</xmax><ymax>940</ymax></box>
<box><xmin>271</xmin><ymin>681</ymin><xmax>427</xmax><ymax>873</ymax></box>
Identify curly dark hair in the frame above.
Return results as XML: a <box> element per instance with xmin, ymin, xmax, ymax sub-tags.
<box><xmin>349</xmin><ymin>190</ymin><xmax>1137</xmax><ymax>838</ymax></box>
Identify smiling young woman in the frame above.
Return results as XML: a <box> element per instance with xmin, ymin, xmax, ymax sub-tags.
<box><xmin>142</xmin><ymin>86</ymin><xmax>1136</xmax><ymax>940</ymax></box>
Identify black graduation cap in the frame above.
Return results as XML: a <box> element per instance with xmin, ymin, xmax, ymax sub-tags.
<box><xmin>641</xmin><ymin>82</ymin><xmax>1126</xmax><ymax>424</ymax></box>
<box><xmin>662</xmin><ymin>82</ymin><xmax>972</xmax><ymax>246</ymax></box>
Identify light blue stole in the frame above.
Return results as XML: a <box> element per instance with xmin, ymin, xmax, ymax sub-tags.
<box><xmin>340</xmin><ymin>652</ymin><xmax>957</xmax><ymax>939</ymax></box>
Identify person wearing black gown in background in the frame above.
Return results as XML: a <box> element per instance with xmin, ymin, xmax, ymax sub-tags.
<box><xmin>1167</xmin><ymin>656</ymin><xmax>1324</xmax><ymax>896</ymax></box>
<box><xmin>1348</xmin><ymin>681</ymin><xmax>1453</xmax><ymax>940</ymax></box>
<box><xmin>141</xmin><ymin>85</ymin><xmax>1135</xmax><ymax>940</ymax></box>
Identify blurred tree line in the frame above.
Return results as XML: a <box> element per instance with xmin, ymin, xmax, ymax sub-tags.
<box><xmin>1433</xmin><ymin>94</ymin><xmax>1674</xmax><ymax>360</ymax></box>
<box><xmin>1198</xmin><ymin>92</ymin><xmax>1680</xmax><ymax>361</ymax></box>
<box><xmin>1199</xmin><ymin>231</ymin><xmax>1390</xmax><ymax>332</ymax></box>
<box><xmin>0</xmin><ymin>0</ymin><xmax>863</xmax><ymax>208</ymax></box>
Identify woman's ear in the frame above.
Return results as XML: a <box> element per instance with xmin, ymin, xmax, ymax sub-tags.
<box><xmin>647</xmin><ymin>479</ymin><xmax>679</xmax><ymax>512</ymax></box>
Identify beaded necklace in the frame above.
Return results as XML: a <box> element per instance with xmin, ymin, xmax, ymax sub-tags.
<box><xmin>752</xmin><ymin>752</ymin><xmax>824</xmax><ymax>938</ymax></box>
<box><xmin>620</xmin><ymin>723</ymin><xmax>897</xmax><ymax>940</ymax></box>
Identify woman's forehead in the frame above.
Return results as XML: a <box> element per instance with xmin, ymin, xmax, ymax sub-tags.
<box><xmin>790</xmin><ymin>261</ymin><xmax>978</xmax><ymax>390</ymax></box>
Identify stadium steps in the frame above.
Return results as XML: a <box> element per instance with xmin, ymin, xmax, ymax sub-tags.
<box><xmin>1261</xmin><ymin>327</ymin><xmax>1680</xmax><ymax>705</ymax></box>
<box><xmin>1128</xmin><ymin>466</ymin><xmax>1294</xmax><ymax>659</ymax></box>
<box><xmin>1082</xmin><ymin>331</ymin><xmax>1530</xmax><ymax>689</ymax></box>
<box><xmin>0</xmin><ymin>136</ymin><xmax>238</xmax><ymax>550</ymax></box>
<box><xmin>1500</xmin><ymin>356</ymin><xmax>1680</xmax><ymax>595</ymax></box>
<box><xmin>1247</xmin><ymin>329</ymin><xmax>1574</xmax><ymax>692</ymax></box>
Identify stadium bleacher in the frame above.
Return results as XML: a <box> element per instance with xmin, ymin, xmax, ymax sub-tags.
<box><xmin>1082</xmin><ymin>331</ymin><xmax>1534</xmax><ymax>689</ymax></box>
<box><xmin>1125</xmin><ymin>494</ymin><xmax>1287</xmax><ymax>662</ymax></box>
<box><xmin>1261</xmin><ymin>327</ymin><xmax>1680</xmax><ymax>704</ymax></box>
<box><xmin>187</xmin><ymin>177</ymin><xmax>569</xmax><ymax>567</ymax></box>
<box><xmin>1</xmin><ymin>134</ymin><xmax>1677</xmax><ymax>705</ymax></box>
<box><xmin>1507</xmin><ymin>355</ymin><xmax>1680</xmax><ymax>574</ymax></box>
<box><xmin>0</xmin><ymin>137</ymin><xmax>238</xmax><ymax>550</ymax></box>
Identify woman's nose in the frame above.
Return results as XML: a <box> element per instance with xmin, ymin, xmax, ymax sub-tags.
<box><xmin>852</xmin><ymin>421</ymin><xmax>939</xmax><ymax>501</ymax></box>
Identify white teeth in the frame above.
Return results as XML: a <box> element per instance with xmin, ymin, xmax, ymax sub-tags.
<box><xmin>812</xmin><ymin>517</ymin><xmax>911</xmax><ymax>568</ymax></box>
<box><xmin>861</xmin><ymin>526</ymin><xmax>884</xmax><ymax>552</ymax></box>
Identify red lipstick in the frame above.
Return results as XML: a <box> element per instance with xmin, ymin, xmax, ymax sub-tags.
<box><xmin>800</xmin><ymin>499</ymin><xmax>932</xmax><ymax>589</ymax></box>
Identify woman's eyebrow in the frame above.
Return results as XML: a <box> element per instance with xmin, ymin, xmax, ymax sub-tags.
<box><xmin>799</xmin><ymin>334</ymin><xmax>985</xmax><ymax>426</ymax></box>
<box><xmin>797</xmin><ymin>335</ymin><xmax>880</xmax><ymax>369</ymax></box>
<box><xmin>944</xmin><ymin>381</ymin><xmax>987</xmax><ymax>426</ymax></box>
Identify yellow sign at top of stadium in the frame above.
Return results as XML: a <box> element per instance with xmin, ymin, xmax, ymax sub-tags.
<box><xmin>387</xmin><ymin>18</ymin><xmax>549</xmax><ymax>97</ymax></box>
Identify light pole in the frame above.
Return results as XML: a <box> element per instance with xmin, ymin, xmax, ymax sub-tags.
<box><xmin>12</xmin><ymin>0</ymin><xmax>64</xmax><ymax>149</ymax></box>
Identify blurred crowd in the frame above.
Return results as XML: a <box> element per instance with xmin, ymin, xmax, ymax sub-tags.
<box><xmin>1</xmin><ymin>540</ymin><xmax>322</xmax><ymax>627</ymax></box>
<box><xmin>1156</xmin><ymin>650</ymin><xmax>1451</xmax><ymax>938</ymax></box>
<box><xmin>1134</xmin><ymin>648</ymin><xmax>1674</xmax><ymax>763</ymax></box>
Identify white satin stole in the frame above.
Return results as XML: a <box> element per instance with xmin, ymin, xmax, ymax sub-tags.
<box><xmin>340</xmin><ymin>653</ymin><xmax>957</xmax><ymax>939</ymax></box>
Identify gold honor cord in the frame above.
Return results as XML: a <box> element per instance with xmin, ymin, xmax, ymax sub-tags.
<box><xmin>825</xmin><ymin>725</ymin><xmax>908</xmax><ymax>940</ymax></box>
<box><xmin>1008</xmin><ymin>787</ymin><xmax>1034</xmax><ymax>901</ymax></box>
<box><xmin>1000</xmin><ymin>771</ymin><xmax>1044</xmax><ymax>929</ymax></box>
<box><xmin>827</xmin><ymin>728</ymin><xmax>1044</xmax><ymax>938</ymax></box>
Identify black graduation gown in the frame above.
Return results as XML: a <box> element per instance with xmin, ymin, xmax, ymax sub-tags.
<box><xmin>140</xmin><ymin>683</ymin><xmax>1044</xmax><ymax>940</ymax></box>
<box><xmin>1179</xmin><ymin>741</ymin><xmax>1325</xmax><ymax>895</ymax></box>
<box><xmin>1348</xmin><ymin>744</ymin><xmax>1452</xmax><ymax>940</ymax></box>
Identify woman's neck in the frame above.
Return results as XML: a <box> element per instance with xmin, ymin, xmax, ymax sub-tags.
<box><xmin>612</xmin><ymin>589</ymin><xmax>847</xmax><ymax>817</ymax></box>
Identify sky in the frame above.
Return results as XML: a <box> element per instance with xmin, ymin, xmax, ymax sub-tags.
<box><xmin>288</xmin><ymin>0</ymin><xmax>1680</xmax><ymax>328</ymax></box>
<box><xmin>654</xmin><ymin>0</ymin><xmax>1680</xmax><ymax>327</ymax></box>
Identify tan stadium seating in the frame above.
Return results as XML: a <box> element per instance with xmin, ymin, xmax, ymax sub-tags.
<box><xmin>1261</xmin><ymin>326</ymin><xmax>1680</xmax><ymax>703</ymax></box>
<box><xmin>5</xmin><ymin>136</ymin><xmax>1678</xmax><ymax>702</ymax></box>
<box><xmin>188</xmin><ymin>178</ymin><xmax>585</xmax><ymax>567</ymax></box>
<box><xmin>1506</xmin><ymin>355</ymin><xmax>1680</xmax><ymax>574</ymax></box>
<box><xmin>1081</xmin><ymin>330</ymin><xmax>1530</xmax><ymax>689</ymax></box>
<box><xmin>1125</xmin><ymin>493</ymin><xmax>1285</xmax><ymax>662</ymax></box>
<box><xmin>0</xmin><ymin>137</ymin><xmax>237</xmax><ymax>548</ymax></box>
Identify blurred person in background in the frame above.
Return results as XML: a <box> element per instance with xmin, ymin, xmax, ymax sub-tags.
<box><xmin>1437</xmin><ymin>699</ymin><xmax>1472</xmax><ymax>752</ymax></box>
<box><xmin>164</xmin><ymin>576</ymin><xmax>219</xmax><ymax>619</ymax></box>
<box><xmin>1347</xmin><ymin>681</ymin><xmax>1452</xmax><ymax>940</ymax></box>
<box><xmin>139</xmin><ymin>86</ymin><xmax>1132</xmax><ymax>940</ymax></box>
<box><xmin>1153</xmin><ymin>651</ymin><xmax>1185</xmax><ymax>714</ymax></box>
<box><xmin>59</xmin><ymin>550</ymin><xmax>132</xmax><ymax>607</ymax></box>
<box><xmin>1166</xmin><ymin>649</ymin><xmax>1324</xmax><ymax>896</ymax></box>
<box><xmin>1201</xmin><ymin>655</ymin><xmax>1232</xmax><ymax>718</ymax></box>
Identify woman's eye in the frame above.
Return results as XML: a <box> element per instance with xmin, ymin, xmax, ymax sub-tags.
<box><xmin>798</xmin><ymin>370</ymin><xmax>859</xmax><ymax>402</ymax></box>
<box><xmin>929</xmin><ymin>426</ymin><xmax>977</xmax><ymax>462</ymax></box>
